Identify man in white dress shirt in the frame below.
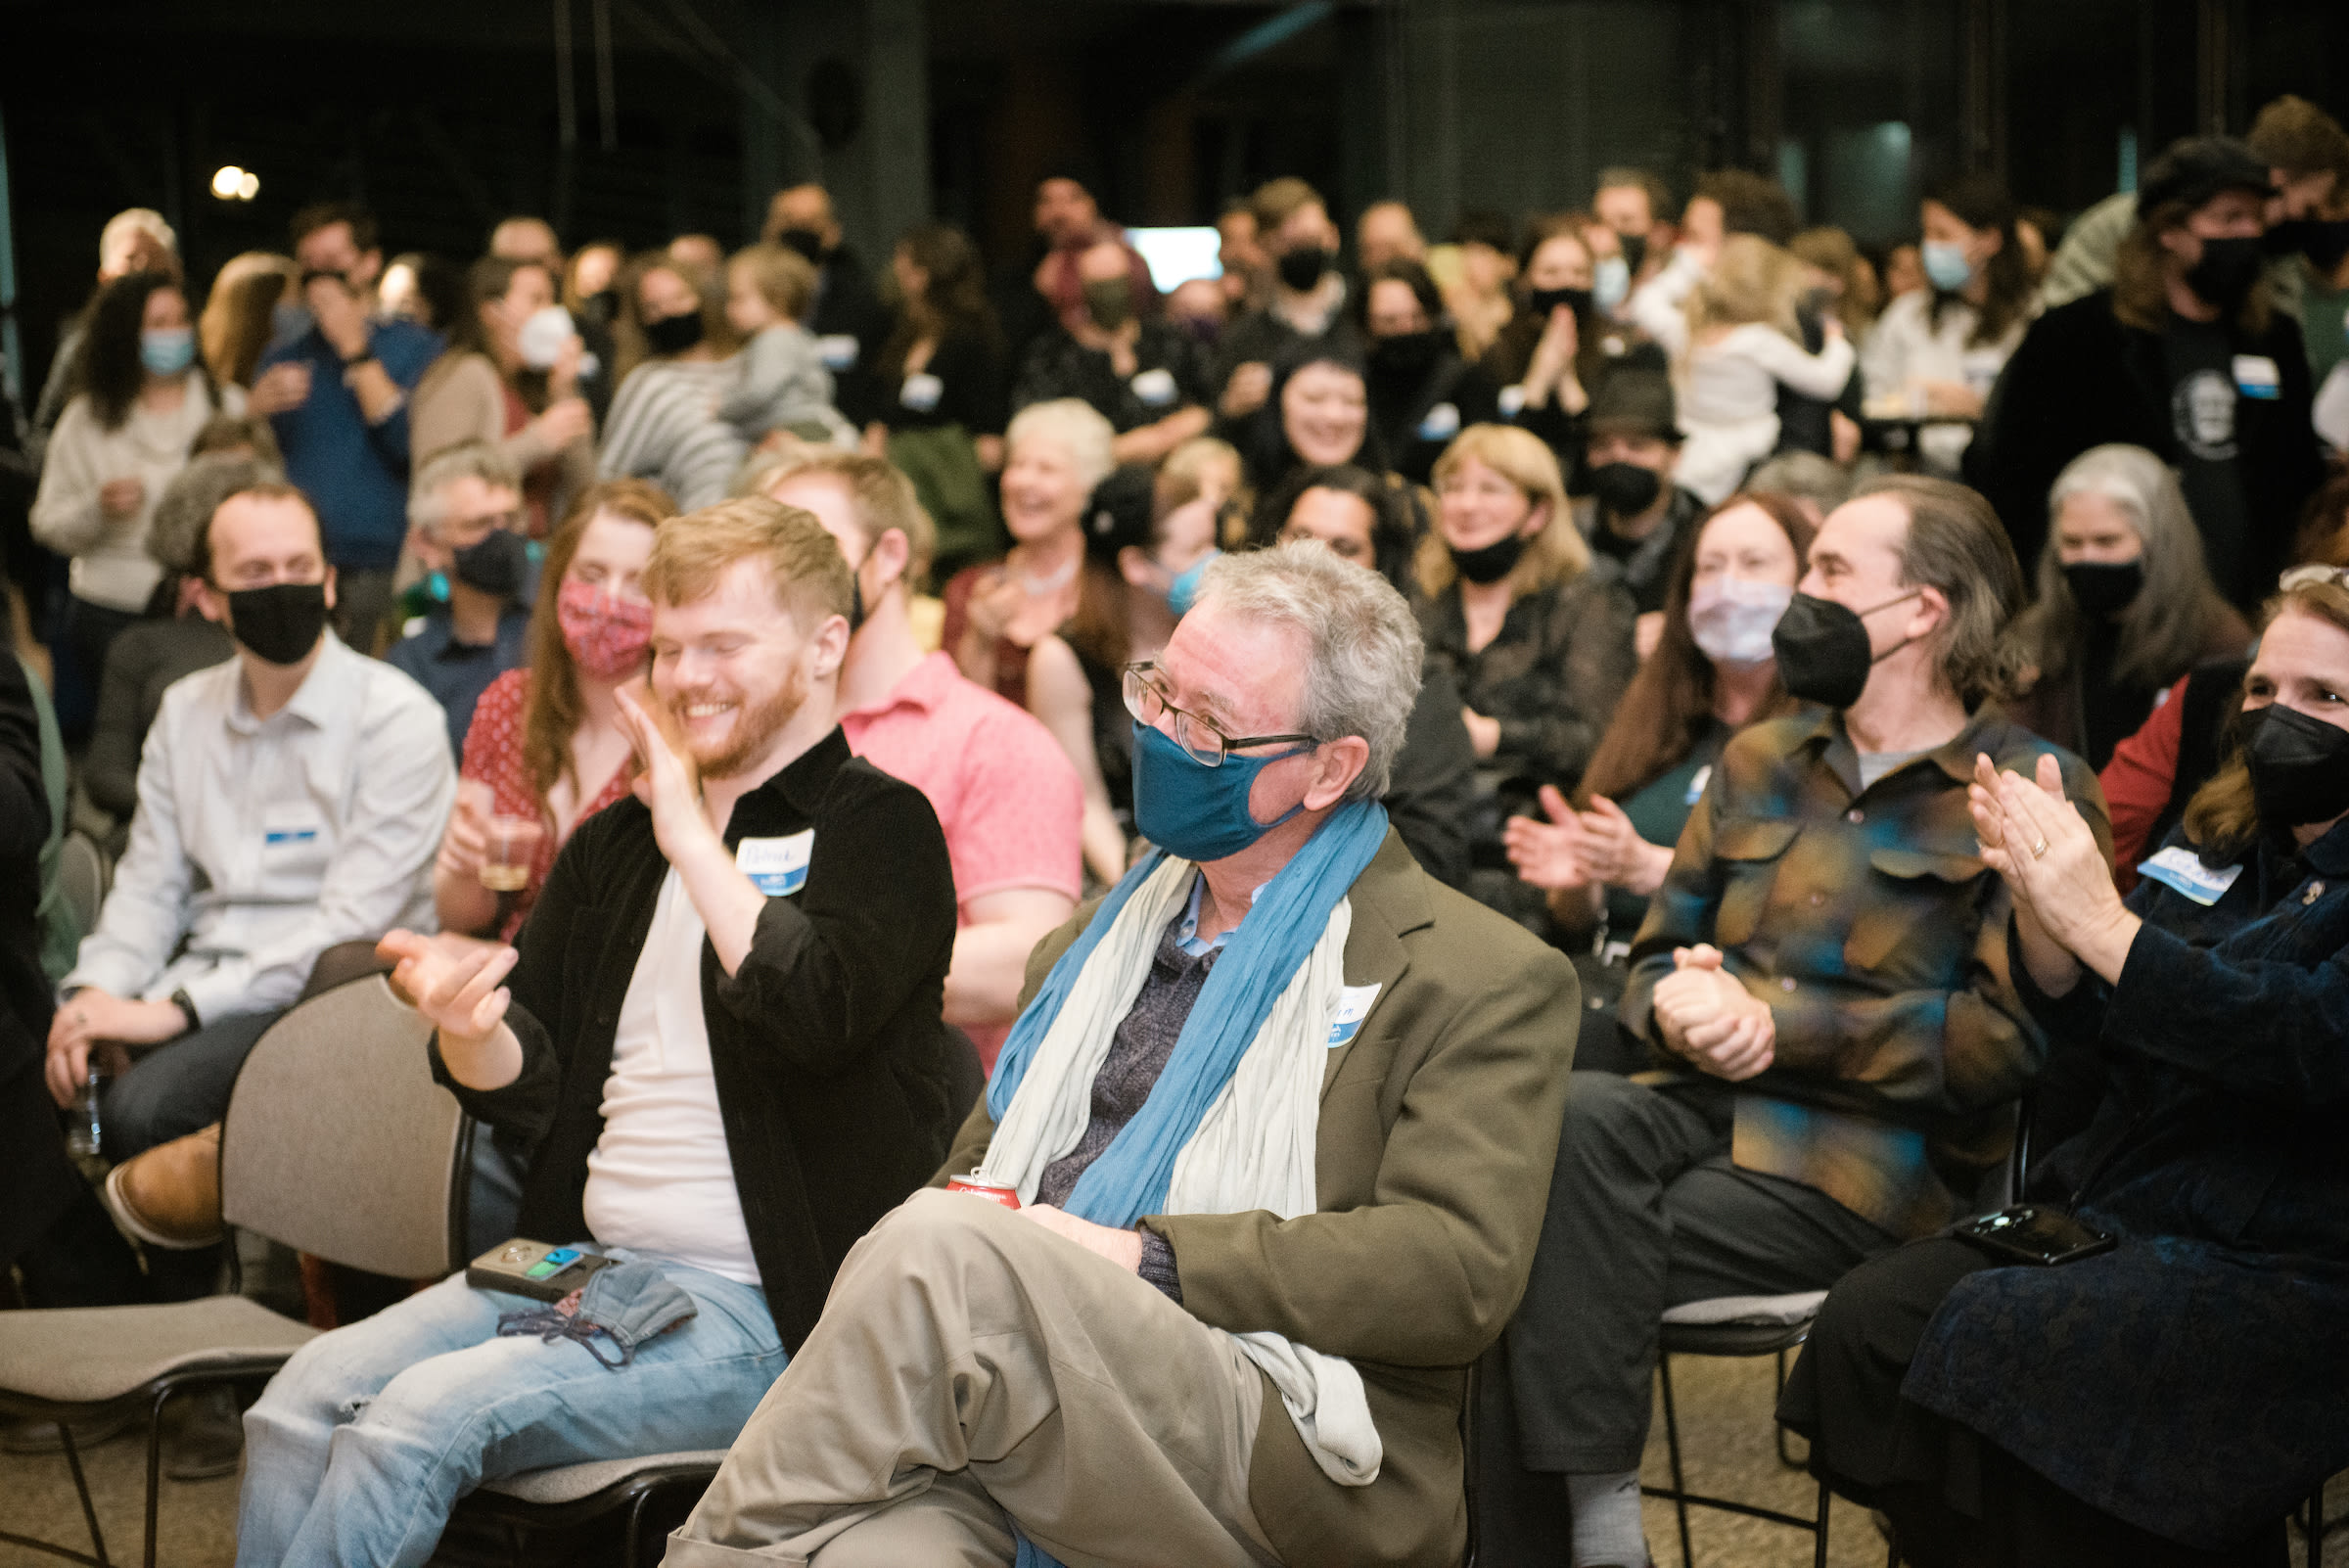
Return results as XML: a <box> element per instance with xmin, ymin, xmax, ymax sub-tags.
<box><xmin>45</xmin><ymin>482</ymin><xmax>453</xmax><ymax>1168</ymax></box>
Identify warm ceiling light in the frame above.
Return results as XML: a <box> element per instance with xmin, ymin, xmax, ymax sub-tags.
<box><xmin>237</xmin><ymin>171</ymin><xmax>259</xmax><ymax>201</ymax></box>
<box><xmin>211</xmin><ymin>165</ymin><xmax>257</xmax><ymax>202</ymax></box>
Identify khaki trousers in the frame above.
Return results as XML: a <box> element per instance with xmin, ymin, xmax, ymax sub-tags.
<box><xmin>663</xmin><ymin>1188</ymin><xmax>1281</xmax><ymax>1568</ymax></box>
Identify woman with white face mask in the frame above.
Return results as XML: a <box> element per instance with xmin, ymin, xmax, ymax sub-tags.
<box><xmin>1503</xmin><ymin>491</ymin><xmax>1814</xmax><ymax>1072</ymax></box>
<box><xmin>31</xmin><ymin>269</ymin><xmax>244</xmax><ymax>741</ymax></box>
<box><xmin>1859</xmin><ymin>172</ymin><xmax>2037</xmax><ymax>475</ymax></box>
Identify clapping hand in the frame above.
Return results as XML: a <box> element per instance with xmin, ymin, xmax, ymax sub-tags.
<box><xmin>1504</xmin><ymin>784</ymin><xmax>1593</xmax><ymax>891</ymax></box>
<box><xmin>1651</xmin><ymin>944</ymin><xmax>1775</xmax><ymax>1081</ymax></box>
<box><xmin>1577</xmin><ymin>795</ymin><xmax>1675</xmax><ymax>896</ymax></box>
<box><xmin>613</xmin><ymin>677</ymin><xmax>713</xmax><ymax>864</ymax></box>
<box><xmin>1968</xmin><ymin>753</ymin><xmax>2138</xmax><ymax>984</ymax></box>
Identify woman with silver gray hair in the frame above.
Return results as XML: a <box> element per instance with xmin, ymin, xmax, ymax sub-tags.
<box><xmin>2004</xmin><ymin>443</ymin><xmax>2252</xmax><ymax>769</ymax></box>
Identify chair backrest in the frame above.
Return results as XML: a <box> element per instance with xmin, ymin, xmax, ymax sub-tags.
<box><xmin>220</xmin><ymin>974</ymin><xmax>470</xmax><ymax>1278</ymax></box>
<box><xmin>55</xmin><ymin>832</ymin><xmax>107</xmax><ymax>953</ymax></box>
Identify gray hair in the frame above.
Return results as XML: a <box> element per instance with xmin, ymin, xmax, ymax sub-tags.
<box><xmin>1005</xmin><ymin>398</ymin><xmax>1117</xmax><ymax>496</ymax></box>
<box><xmin>1745</xmin><ymin>449</ymin><xmax>1852</xmax><ymax>517</ymax></box>
<box><xmin>2035</xmin><ymin>442</ymin><xmax>2230</xmax><ymax>686</ymax></box>
<box><xmin>148</xmin><ymin>453</ymin><xmax>284</xmax><ymax>574</ymax></box>
<box><xmin>1195</xmin><ymin>540</ymin><xmax>1423</xmax><ymax>801</ymax></box>
<box><xmin>408</xmin><ymin>440</ymin><xmax>524</xmax><ymax>536</ymax></box>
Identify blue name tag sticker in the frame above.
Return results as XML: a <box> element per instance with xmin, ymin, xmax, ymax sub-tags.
<box><xmin>1326</xmin><ymin>983</ymin><xmax>1383</xmax><ymax>1047</ymax></box>
<box><xmin>2137</xmin><ymin>845</ymin><xmax>2242</xmax><ymax>907</ymax></box>
<box><xmin>816</xmin><ymin>334</ymin><xmax>859</xmax><ymax>371</ymax></box>
<box><xmin>2233</xmin><ymin>354</ymin><xmax>2281</xmax><ymax>400</ymax></box>
<box><xmin>737</xmin><ymin>830</ymin><xmax>814</xmax><ymax>897</ymax></box>
<box><xmin>262</xmin><ymin>804</ymin><xmax>323</xmax><ymax>847</ymax></box>
<box><xmin>899</xmin><ymin>372</ymin><xmax>944</xmax><ymax>413</ymax></box>
<box><xmin>1130</xmin><ymin>367</ymin><xmax>1178</xmax><ymax>407</ymax></box>
<box><xmin>1416</xmin><ymin>401</ymin><xmax>1462</xmax><ymax>441</ymax></box>
<box><xmin>1683</xmin><ymin>763</ymin><xmax>1714</xmax><ymax>807</ymax></box>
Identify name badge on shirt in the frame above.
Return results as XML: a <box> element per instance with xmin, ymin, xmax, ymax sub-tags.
<box><xmin>2233</xmin><ymin>354</ymin><xmax>2281</xmax><ymax>400</ymax></box>
<box><xmin>737</xmin><ymin>831</ymin><xmax>815</xmax><ymax>898</ymax></box>
<box><xmin>1683</xmin><ymin>763</ymin><xmax>1714</xmax><ymax>807</ymax></box>
<box><xmin>2137</xmin><ymin>844</ymin><xmax>2242</xmax><ymax>906</ymax></box>
<box><xmin>1326</xmin><ymin>983</ymin><xmax>1384</xmax><ymax>1047</ymax></box>
<box><xmin>899</xmin><ymin>372</ymin><xmax>944</xmax><ymax>413</ymax></box>
<box><xmin>1496</xmin><ymin>385</ymin><xmax>1529</xmax><ymax>417</ymax></box>
<box><xmin>1416</xmin><ymin>401</ymin><xmax>1462</xmax><ymax>441</ymax></box>
<box><xmin>1130</xmin><ymin>367</ymin><xmax>1178</xmax><ymax>407</ymax></box>
<box><xmin>816</xmin><ymin>334</ymin><xmax>860</xmax><ymax>372</ymax></box>
<box><xmin>262</xmin><ymin>803</ymin><xmax>323</xmax><ymax>847</ymax></box>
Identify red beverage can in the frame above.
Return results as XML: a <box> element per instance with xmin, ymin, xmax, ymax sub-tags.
<box><xmin>945</xmin><ymin>1171</ymin><xmax>1021</xmax><ymax>1210</ymax></box>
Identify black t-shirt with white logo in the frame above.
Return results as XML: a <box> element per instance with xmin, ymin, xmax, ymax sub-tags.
<box><xmin>2162</xmin><ymin>316</ymin><xmax>2250</xmax><ymax>603</ymax></box>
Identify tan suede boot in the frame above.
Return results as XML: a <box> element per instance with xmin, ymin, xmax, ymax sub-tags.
<box><xmin>103</xmin><ymin>1123</ymin><xmax>224</xmax><ymax>1249</ymax></box>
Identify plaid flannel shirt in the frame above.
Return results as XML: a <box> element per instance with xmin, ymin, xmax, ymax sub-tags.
<box><xmin>1621</xmin><ymin>707</ymin><xmax>2111</xmax><ymax>1238</ymax></box>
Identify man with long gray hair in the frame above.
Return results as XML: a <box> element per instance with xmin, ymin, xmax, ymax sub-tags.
<box><xmin>666</xmin><ymin>541</ymin><xmax>1579</xmax><ymax>1568</ymax></box>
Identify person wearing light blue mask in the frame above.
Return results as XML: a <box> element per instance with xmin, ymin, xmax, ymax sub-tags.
<box><xmin>28</xmin><ymin>270</ymin><xmax>243</xmax><ymax>743</ymax></box>
<box><xmin>1859</xmin><ymin>173</ymin><xmax>2035</xmax><ymax>477</ymax></box>
<box><xmin>666</xmin><ymin>539</ymin><xmax>1582</xmax><ymax>1568</ymax></box>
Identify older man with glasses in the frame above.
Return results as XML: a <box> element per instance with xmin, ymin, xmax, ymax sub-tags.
<box><xmin>385</xmin><ymin>441</ymin><xmax>539</xmax><ymax>756</ymax></box>
<box><xmin>665</xmin><ymin>540</ymin><xmax>1579</xmax><ymax>1568</ymax></box>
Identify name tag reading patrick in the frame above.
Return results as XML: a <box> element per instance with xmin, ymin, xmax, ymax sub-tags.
<box><xmin>1326</xmin><ymin>983</ymin><xmax>1383</xmax><ymax>1047</ymax></box>
<box><xmin>736</xmin><ymin>831</ymin><xmax>814</xmax><ymax>897</ymax></box>
<box><xmin>2137</xmin><ymin>845</ymin><xmax>2242</xmax><ymax>907</ymax></box>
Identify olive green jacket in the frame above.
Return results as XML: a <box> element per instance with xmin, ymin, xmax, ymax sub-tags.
<box><xmin>937</xmin><ymin>830</ymin><xmax>1579</xmax><ymax>1567</ymax></box>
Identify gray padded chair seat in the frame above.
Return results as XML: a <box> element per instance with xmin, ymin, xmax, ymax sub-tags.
<box><xmin>478</xmin><ymin>1450</ymin><xmax>732</xmax><ymax>1505</ymax></box>
<box><xmin>0</xmin><ymin>1297</ymin><xmax>317</xmax><ymax>1405</ymax></box>
<box><xmin>1661</xmin><ymin>1289</ymin><xmax>1828</xmax><ymax>1328</ymax></box>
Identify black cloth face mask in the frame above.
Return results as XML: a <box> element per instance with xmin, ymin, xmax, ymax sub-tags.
<box><xmin>2062</xmin><ymin>560</ymin><xmax>2144</xmax><ymax>617</ymax></box>
<box><xmin>2241</xmin><ymin>703</ymin><xmax>2349</xmax><ymax>831</ymax></box>
<box><xmin>1276</xmin><ymin>246</ymin><xmax>1332</xmax><ymax>293</ymax></box>
<box><xmin>1619</xmin><ymin>232</ymin><xmax>1647</xmax><ymax>275</ymax></box>
<box><xmin>1449</xmin><ymin>530</ymin><xmax>1528</xmax><ymax>586</ymax></box>
<box><xmin>1589</xmin><ymin>462</ymin><xmax>1662</xmax><ymax>518</ymax></box>
<box><xmin>2184</xmin><ymin>235</ymin><xmax>2264</xmax><ymax>311</ymax></box>
<box><xmin>1525</xmin><ymin>286</ymin><xmax>1592</xmax><ymax>320</ymax></box>
<box><xmin>776</xmin><ymin>227</ymin><xmax>827</xmax><ymax>263</ymax></box>
<box><xmin>1369</xmin><ymin>330</ymin><xmax>1443</xmax><ymax>378</ymax></box>
<box><xmin>452</xmin><ymin>529</ymin><xmax>530</xmax><ymax>598</ymax></box>
<box><xmin>643</xmin><ymin>309</ymin><xmax>707</xmax><ymax>357</ymax></box>
<box><xmin>1770</xmin><ymin>589</ymin><xmax>1921</xmax><ymax>710</ymax></box>
<box><xmin>224</xmin><ymin>581</ymin><xmax>331</xmax><ymax>667</ymax></box>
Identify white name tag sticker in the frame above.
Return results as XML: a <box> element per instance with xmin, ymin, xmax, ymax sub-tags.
<box><xmin>2137</xmin><ymin>845</ymin><xmax>2242</xmax><ymax>907</ymax></box>
<box><xmin>899</xmin><ymin>372</ymin><xmax>944</xmax><ymax>413</ymax></box>
<box><xmin>816</xmin><ymin>334</ymin><xmax>860</xmax><ymax>371</ymax></box>
<box><xmin>1326</xmin><ymin>983</ymin><xmax>1384</xmax><ymax>1047</ymax></box>
<box><xmin>262</xmin><ymin>803</ymin><xmax>323</xmax><ymax>847</ymax></box>
<box><xmin>1416</xmin><ymin>401</ymin><xmax>1462</xmax><ymax>441</ymax></box>
<box><xmin>1496</xmin><ymin>384</ymin><xmax>1529</xmax><ymax>417</ymax></box>
<box><xmin>737</xmin><ymin>831</ymin><xmax>815</xmax><ymax>897</ymax></box>
<box><xmin>1683</xmin><ymin>763</ymin><xmax>1714</xmax><ymax>807</ymax></box>
<box><xmin>1130</xmin><ymin>366</ymin><xmax>1178</xmax><ymax>407</ymax></box>
<box><xmin>2233</xmin><ymin>354</ymin><xmax>2281</xmax><ymax>400</ymax></box>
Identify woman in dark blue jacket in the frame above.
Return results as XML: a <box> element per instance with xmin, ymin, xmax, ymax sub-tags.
<box><xmin>1779</xmin><ymin>565</ymin><xmax>2349</xmax><ymax>1567</ymax></box>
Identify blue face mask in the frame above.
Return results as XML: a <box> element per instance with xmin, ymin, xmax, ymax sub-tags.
<box><xmin>1130</xmin><ymin>719</ymin><xmax>1312</xmax><ymax>862</ymax></box>
<box><xmin>140</xmin><ymin>326</ymin><xmax>196</xmax><ymax>376</ymax></box>
<box><xmin>1166</xmin><ymin>549</ymin><xmax>1219</xmax><ymax>618</ymax></box>
<box><xmin>1592</xmin><ymin>254</ymin><xmax>1632</xmax><ymax>313</ymax></box>
<box><xmin>1920</xmin><ymin>239</ymin><xmax>1974</xmax><ymax>293</ymax></box>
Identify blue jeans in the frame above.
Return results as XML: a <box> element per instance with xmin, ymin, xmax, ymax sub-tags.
<box><xmin>235</xmin><ymin>1251</ymin><xmax>785</xmax><ymax>1568</ymax></box>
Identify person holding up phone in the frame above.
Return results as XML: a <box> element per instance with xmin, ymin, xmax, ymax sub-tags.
<box><xmin>235</xmin><ymin>497</ymin><xmax>966</xmax><ymax>1568</ymax></box>
<box><xmin>1780</xmin><ymin>564</ymin><xmax>2349</xmax><ymax>1566</ymax></box>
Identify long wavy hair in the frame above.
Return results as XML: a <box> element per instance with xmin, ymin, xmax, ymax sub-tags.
<box><xmin>881</xmin><ymin>222</ymin><xmax>999</xmax><ymax>379</ymax></box>
<box><xmin>2184</xmin><ymin>574</ymin><xmax>2349</xmax><ymax>863</ymax></box>
<box><xmin>1415</xmin><ymin>423</ymin><xmax>1589</xmax><ymax>600</ymax></box>
<box><xmin>78</xmin><ymin>270</ymin><xmax>214</xmax><ymax>430</ymax></box>
<box><xmin>519</xmin><ymin>479</ymin><xmax>677</xmax><ymax>812</ymax></box>
<box><xmin>1579</xmin><ymin>492</ymin><xmax>1815</xmax><ymax>804</ymax></box>
<box><xmin>198</xmin><ymin>252</ymin><xmax>298</xmax><ymax>389</ymax></box>
<box><xmin>1922</xmin><ymin>172</ymin><xmax>2033</xmax><ymax>348</ymax></box>
<box><xmin>2011</xmin><ymin>444</ymin><xmax>2245</xmax><ymax>689</ymax></box>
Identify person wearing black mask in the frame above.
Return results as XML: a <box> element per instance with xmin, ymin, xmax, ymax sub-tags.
<box><xmin>386</xmin><ymin>443</ymin><xmax>541</xmax><ymax>757</ymax></box>
<box><xmin>2004</xmin><ymin>444</ymin><xmax>2253</xmax><ymax>771</ymax></box>
<box><xmin>1011</xmin><ymin>236</ymin><xmax>1215</xmax><ymax>466</ymax></box>
<box><xmin>762</xmin><ymin>182</ymin><xmax>892</xmax><ymax>423</ymax></box>
<box><xmin>1782</xmin><ymin>565</ymin><xmax>2349</xmax><ymax>1566</ymax></box>
<box><xmin>1570</xmin><ymin>371</ymin><xmax>1705</xmax><ymax>640</ymax></box>
<box><xmin>599</xmin><ymin>254</ymin><xmax>746</xmax><ymax>511</ymax></box>
<box><xmin>1211</xmin><ymin>177</ymin><xmax>1359</xmax><ymax>427</ymax></box>
<box><xmin>1480</xmin><ymin>214</ymin><xmax>1670</xmax><ymax>474</ymax></box>
<box><xmin>1359</xmin><ymin>259</ymin><xmax>1496</xmax><ymax>484</ymax></box>
<box><xmin>39</xmin><ymin>480</ymin><xmax>451</xmax><ymax>1471</ymax></box>
<box><xmin>1969</xmin><ymin>136</ymin><xmax>2325</xmax><ymax>605</ymax></box>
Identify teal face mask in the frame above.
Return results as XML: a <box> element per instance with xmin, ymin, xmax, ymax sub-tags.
<box><xmin>1166</xmin><ymin>548</ymin><xmax>1220</xmax><ymax>618</ymax></box>
<box><xmin>1130</xmin><ymin>718</ymin><xmax>1311</xmax><ymax>861</ymax></box>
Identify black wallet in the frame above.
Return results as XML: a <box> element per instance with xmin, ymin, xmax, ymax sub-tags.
<box><xmin>466</xmin><ymin>1239</ymin><xmax>617</xmax><ymax>1302</ymax></box>
<box><xmin>1952</xmin><ymin>1205</ymin><xmax>2117</xmax><ymax>1267</ymax></box>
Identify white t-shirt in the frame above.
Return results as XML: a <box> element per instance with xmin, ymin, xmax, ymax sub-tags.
<box><xmin>580</xmin><ymin>867</ymin><xmax>761</xmax><ymax>1284</ymax></box>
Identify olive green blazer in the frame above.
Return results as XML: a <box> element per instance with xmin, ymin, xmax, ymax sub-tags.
<box><xmin>938</xmin><ymin>830</ymin><xmax>1579</xmax><ymax>1567</ymax></box>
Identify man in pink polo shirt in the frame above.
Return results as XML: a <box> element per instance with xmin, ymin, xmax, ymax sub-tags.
<box><xmin>762</xmin><ymin>451</ymin><xmax>1082</xmax><ymax>1067</ymax></box>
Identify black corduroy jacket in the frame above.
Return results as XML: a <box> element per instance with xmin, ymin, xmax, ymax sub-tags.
<box><xmin>430</xmin><ymin>726</ymin><xmax>963</xmax><ymax>1353</ymax></box>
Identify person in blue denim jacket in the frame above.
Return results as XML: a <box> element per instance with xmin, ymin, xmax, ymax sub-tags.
<box><xmin>1781</xmin><ymin>564</ymin><xmax>2349</xmax><ymax>1567</ymax></box>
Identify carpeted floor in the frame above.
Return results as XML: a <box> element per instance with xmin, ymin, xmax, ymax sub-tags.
<box><xmin>4</xmin><ymin>1351</ymin><xmax>2340</xmax><ymax>1568</ymax></box>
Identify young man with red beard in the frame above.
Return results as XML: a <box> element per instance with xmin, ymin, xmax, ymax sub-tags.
<box><xmin>233</xmin><ymin>497</ymin><xmax>965</xmax><ymax>1568</ymax></box>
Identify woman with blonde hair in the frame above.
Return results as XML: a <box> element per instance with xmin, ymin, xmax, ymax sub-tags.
<box><xmin>2005</xmin><ymin>443</ymin><xmax>2252</xmax><ymax>769</ymax></box>
<box><xmin>1667</xmin><ymin>233</ymin><xmax>1857</xmax><ymax>503</ymax></box>
<box><xmin>197</xmin><ymin>253</ymin><xmax>299</xmax><ymax>391</ymax></box>
<box><xmin>1415</xmin><ymin>422</ymin><xmax>1638</xmax><ymax>924</ymax></box>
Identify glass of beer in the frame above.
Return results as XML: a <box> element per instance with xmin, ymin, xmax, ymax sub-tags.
<box><xmin>481</xmin><ymin>815</ymin><xmax>545</xmax><ymax>892</ymax></box>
